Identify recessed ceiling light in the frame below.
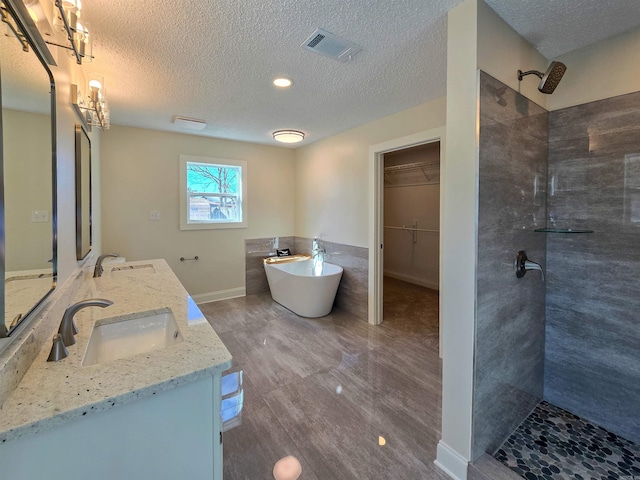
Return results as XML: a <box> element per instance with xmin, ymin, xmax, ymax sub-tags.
<box><xmin>273</xmin><ymin>77</ymin><xmax>293</xmax><ymax>88</ymax></box>
<box><xmin>273</xmin><ymin>130</ymin><xmax>305</xmax><ymax>143</ymax></box>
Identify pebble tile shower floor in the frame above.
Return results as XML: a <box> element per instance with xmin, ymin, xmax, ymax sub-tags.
<box><xmin>495</xmin><ymin>401</ymin><xmax>640</xmax><ymax>480</ymax></box>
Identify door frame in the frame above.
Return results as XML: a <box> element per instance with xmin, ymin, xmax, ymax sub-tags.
<box><xmin>368</xmin><ymin>127</ymin><xmax>446</xmax><ymax>326</ymax></box>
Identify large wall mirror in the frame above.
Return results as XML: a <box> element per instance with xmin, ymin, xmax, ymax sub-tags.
<box><xmin>0</xmin><ymin>0</ymin><xmax>56</xmax><ymax>339</ymax></box>
<box><xmin>76</xmin><ymin>125</ymin><xmax>91</xmax><ymax>260</ymax></box>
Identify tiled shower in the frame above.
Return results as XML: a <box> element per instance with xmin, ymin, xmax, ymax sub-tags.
<box><xmin>473</xmin><ymin>72</ymin><xmax>640</xmax><ymax>477</ymax></box>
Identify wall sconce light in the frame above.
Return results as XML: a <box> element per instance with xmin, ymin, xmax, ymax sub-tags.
<box><xmin>71</xmin><ymin>78</ymin><xmax>110</xmax><ymax>130</ymax></box>
<box><xmin>273</xmin><ymin>130</ymin><xmax>305</xmax><ymax>144</ymax></box>
<box><xmin>0</xmin><ymin>3</ymin><xmax>29</xmax><ymax>51</ymax></box>
<box><xmin>47</xmin><ymin>0</ymin><xmax>92</xmax><ymax>64</ymax></box>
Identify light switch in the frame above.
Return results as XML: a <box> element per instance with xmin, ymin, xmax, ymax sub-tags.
<box><xmin>31</xmin><ymin>210</ymin><xmax>49</xmax><ymax>223</ymax></box>
<box><xmin>149</xmin><ymin>210</ymin><xmax>161</xmax><ymax>221</ymax></box>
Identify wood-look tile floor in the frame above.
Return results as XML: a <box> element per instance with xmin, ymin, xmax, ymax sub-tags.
<box><xmin>201</xmin><ymin>277</ymin><xmax>447</xmax><ymax>480</ymax></box>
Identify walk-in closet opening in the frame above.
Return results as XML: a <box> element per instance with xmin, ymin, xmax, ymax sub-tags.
<box><xmin>381</xmin><ymin>141</ymin><xmax>441</xmax><ymax>339</ymax></box>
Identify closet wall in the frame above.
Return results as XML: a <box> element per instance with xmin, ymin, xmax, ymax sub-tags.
<box><xmin>383</xmin><ymin>142</ymin><xmax>440</xmax><ymax>289</ymax></box>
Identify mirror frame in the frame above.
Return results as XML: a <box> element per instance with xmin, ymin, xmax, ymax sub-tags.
<box><xmin>0</xmin><ymin>0</ymin><xmax>57</xmax><ymax>340</ymax></box>
<box><xmin>75</xmin><ymin>125</ymin><xmax>91</xmax><ymax>260</ymax></box>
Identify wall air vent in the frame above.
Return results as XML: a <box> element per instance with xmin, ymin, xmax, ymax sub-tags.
<box><xmin>301</xmin><ymin>28</ymin><xmax>362</xmax><ymax>62</ymax></box>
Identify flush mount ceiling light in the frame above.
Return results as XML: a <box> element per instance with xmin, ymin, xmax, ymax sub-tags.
<box><xmin>172</xmin><ymin>116</ymin><xmax>207</xmax><ymax>131</ymax></box>
<box><xmin>273</xmin><ymin>130</ymin><xmax>305</xmax><ymax>144</ymax></box>
<box><xmin>273</xmin><ymin>77</ymin><xmax>293</xmax><ymax>88</ymax></box>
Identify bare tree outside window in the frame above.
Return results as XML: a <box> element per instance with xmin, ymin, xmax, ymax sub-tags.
<box><xmin>187</xmin><ymin>162</ymin><xmax>242</xmax><ymax>222</ymax></box>
<box><xmin>180</xmin><ymin>155</ymin><xmax>247</xmax><ymax>230</ymax></box>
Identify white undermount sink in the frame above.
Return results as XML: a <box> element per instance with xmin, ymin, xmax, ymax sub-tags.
<box><xmin>82</xmin><ymin>309</ymin><xmax>183</xmax><ymax>366</ymax></box>
<box><xmin>109</xmin><ymin>264</ymin><xmax>156</xmax><ymax>276</ymax></box>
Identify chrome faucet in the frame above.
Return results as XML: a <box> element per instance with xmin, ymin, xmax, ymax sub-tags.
<box><xmin>312</xmin><ymin>237</ymin><xmax>325</xmax><ymax>259</ymax></box>
<box><xmin>93</xmin><ymin>253</ymin><xmax>120</xmax><ymax>277</ymax></box>
<box><xmin>311</xmin><ymin>238</ymin><xmax>326</xmax><ymax>275</ymax></box>
<box><xmin>49</xmin><ymin>299</ymin><xmax>113</xmax><ymax>362</ymax></box>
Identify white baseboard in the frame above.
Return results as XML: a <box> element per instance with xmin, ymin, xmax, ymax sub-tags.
<box><xmin>383</xmin><ymin>270</ymin><xmax>440</xmax><ymax>290</ymax></box>
<box><xmin>192</xmin><ymin>287</ymin><xmax>246</xmax><ymax>304</ymax></box>
<box><xmin>434</xmin><ymin>440</ymin><xmax>469</xmax><ymax>480</ymax></box>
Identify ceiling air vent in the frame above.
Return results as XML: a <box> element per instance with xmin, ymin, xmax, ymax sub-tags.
<box><xmin>172</xmin><ymin>116</ymin><xmax>207</xmax><ymax>131</ymax></box>
<box><xmin>301</xmin><ymin>28</ymin><xmax>362</xmax><ymax>62</ymax></box>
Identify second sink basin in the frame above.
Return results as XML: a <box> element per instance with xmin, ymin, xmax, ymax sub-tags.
<box><xmin>109</xmin><ymin>264</ymin><xmax>156</xmax><ymax>276</ymax></box>
<box><xmin>82</xmin><ymin>309</ymin><xmax>183</xmax><ymax>366</ymax></box>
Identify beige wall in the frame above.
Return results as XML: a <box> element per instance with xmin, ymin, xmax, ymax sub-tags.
<box><xmin>477</xmin><ymin>3</ymin><xmax>640</xmax><ymax>112</ymax></box>
<box><xmin>100</xmin><ymin>126</ymin><xmax>296</xmax><ymax>299</ymax></box>
<box><xmin>550</xmin><ymin>26</ymin><xmax>640</xmax><ymax>110</ymax></box>
<box><xmin>3</xmin><ymin>110</ymin><xmax>52</xmax><ymax>271</ymax></box>
<box><xmin>50</xmin><ymin>51</ymin><xmax>103</xmax><ymax>284</ymax></box>
<box><xmin>436</xmin><ymin>1</ymin><xmax>478</xmax><ymax>476</ymax></box>
<box><xmin>294</xmin><ymin>97</ymin><xmax>446</xmax><ymax>248</ymax></box>
<box><xmin>477</xmin><ymin>0</ymin><xmax>550</xmax><ymax>109</ymax></box>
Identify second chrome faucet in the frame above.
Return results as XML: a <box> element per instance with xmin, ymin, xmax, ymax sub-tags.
<box><xmin>93</xmin><ymin>253</ymin><xmax>121</xmax><ymax>278</ymax></box>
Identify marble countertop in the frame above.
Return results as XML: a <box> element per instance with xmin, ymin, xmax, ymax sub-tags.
<box><xmin>0</xmin><ymin>259</ymin><xmax>232</xmax><ymax>442</ymax></box>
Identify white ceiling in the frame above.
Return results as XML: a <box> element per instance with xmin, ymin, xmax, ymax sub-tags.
<box><xmin>81</xmin><ymin>0</ymin><xmax>458</xmax><ymax>146</ymax></box>
<box><xmin>10</xmin><ymin>0</ymin><xmax>640</xmax><ymax>146</ymax></box>
<box><xmin>484</xmin><ymin>0</ymin><xmax>640</xmax><ymax>59</ymax></box>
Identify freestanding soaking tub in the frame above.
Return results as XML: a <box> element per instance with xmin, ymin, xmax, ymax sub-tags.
<box><xmin>264</xmin><ymin>255</ymin><xmax>343</xmax><ymax>318</ymax></box>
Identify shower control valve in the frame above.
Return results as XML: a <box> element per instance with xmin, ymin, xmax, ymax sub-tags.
<box><xmin>515</xmin><ymin>250</ymin><xmax>545</xmax><ymax>281</ymax></box>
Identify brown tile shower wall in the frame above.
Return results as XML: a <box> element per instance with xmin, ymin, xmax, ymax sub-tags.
<box><xmin>245</xmin><ymin>237</ymin><xmax>368</xmax><ymax>321</ymax></box>
<box><xmin>545</xmin><ymin>91</ymin><xmax>640</xmax><ymax>444</ymax></box>
<box><xmin>473</xmin><ymin>72</ymin><xmax>548</xmax><ymax>459</ymax></box>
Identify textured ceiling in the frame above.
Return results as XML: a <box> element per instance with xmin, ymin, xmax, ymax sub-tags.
<box><xmin>80</xmin><ymin>0</ymin><xmax>458</xmax><ymax>146</ymax></box>
<box><xmin>484</xmin><ymin>0</ymin><xmax>640</xmax><ymax>59</ymax></box>
<box><xmin>6</xmin><ymin>1</ymin><xmax>640</xmax><ymax>146</ymax></box>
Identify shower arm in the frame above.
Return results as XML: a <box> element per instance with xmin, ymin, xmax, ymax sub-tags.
<box><xmin>517</xmin><ymin>69</ymin><xmax>544</xmax><ymax>81</ymax></box>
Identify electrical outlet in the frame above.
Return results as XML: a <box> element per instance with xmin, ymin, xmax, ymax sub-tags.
<box><xmin>149</xmin><ymin>210</ymin><xmax>161</xmax><ymax>221</ymax></box>
<box><xmin>31</xmin><ymin>210</ymin><xmax>49</xmax><ymax>223</ymax></box>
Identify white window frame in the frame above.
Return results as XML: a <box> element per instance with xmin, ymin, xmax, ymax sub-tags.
<box><xmin>179</xmin><ymin>155</ymin><xmax>248</xmax><ymax>230</ymax></box>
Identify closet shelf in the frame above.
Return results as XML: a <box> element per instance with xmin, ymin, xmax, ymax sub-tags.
<box><xmin>384</xmin><ymin>161</ymin><xmax>440</xmax><ymax>187</ymax></box>
<box><xmin>383</xmin><ymin>160</ymin><xmax>439</xmax><ymax>172</ymax></box>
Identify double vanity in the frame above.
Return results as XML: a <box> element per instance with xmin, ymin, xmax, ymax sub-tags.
<box><xmin>0</xmin><ymin>259</ymin><xmax>232</xmax><ymax>480</ymax></box>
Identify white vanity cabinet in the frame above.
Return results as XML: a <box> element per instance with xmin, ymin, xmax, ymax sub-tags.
<box><xmin>0</xmin><ymin>374</ymin><xmax>224</xmax><ymax>480</ymax></box>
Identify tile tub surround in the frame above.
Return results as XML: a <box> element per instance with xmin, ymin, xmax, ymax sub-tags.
<box><xmin>295</xmin><ymin>237</ymin><xmax>368</xmax><ymax>321</ymax></box>
<box><xmin>473</xmin><ymin>72</ymin><xmax>548</xmax><ymax>460</ymax></box>
<box><xmin>245</xmin><ymin>237</ymin><xmax>368</xmax><ymax>321</ymax></box>
<box><xmin>545</xmin><ymin>90</ymin><xmax>640</xmax><ymax>444</ymax></box>
<box><xmin>494</xmin><ymin>401</ymin><xmax>640</xmax><ymax>480</ymax></box>
<box><xmin>200</xmin><ymin>277</ymin><xmax>447</xmax><ymax>479</ymax></box>
<box><xmin>0</xmin><ymin>259</ymin><xmax>232</xmax><ymax>443</ymax></box>
<box><xmin>245</xmin><ymin>236</ymin><xmax>296</xmax><ymax>295</ymax></box>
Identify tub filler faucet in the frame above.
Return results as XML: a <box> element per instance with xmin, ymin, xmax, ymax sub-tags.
<box><xmin>312</xmin><ymin>238</ymin><xmax>326</xmax><ymax>275</ymax></box>
<box><xmin>312</xmin><ymin>238</ymin><xmax>325</xmax><ymax>258</ymax></box>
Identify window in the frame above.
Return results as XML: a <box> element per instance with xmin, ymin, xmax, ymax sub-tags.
<box><xmin>180</xmin><ymin>155</ymin><xmax>247</xmax><ymax>230</ymax></box>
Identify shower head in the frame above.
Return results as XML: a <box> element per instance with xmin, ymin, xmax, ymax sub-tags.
<box><xmin>517</xmin><ymin>61</ymin><xmax>567</xmax><ymax>94</ymax></box>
